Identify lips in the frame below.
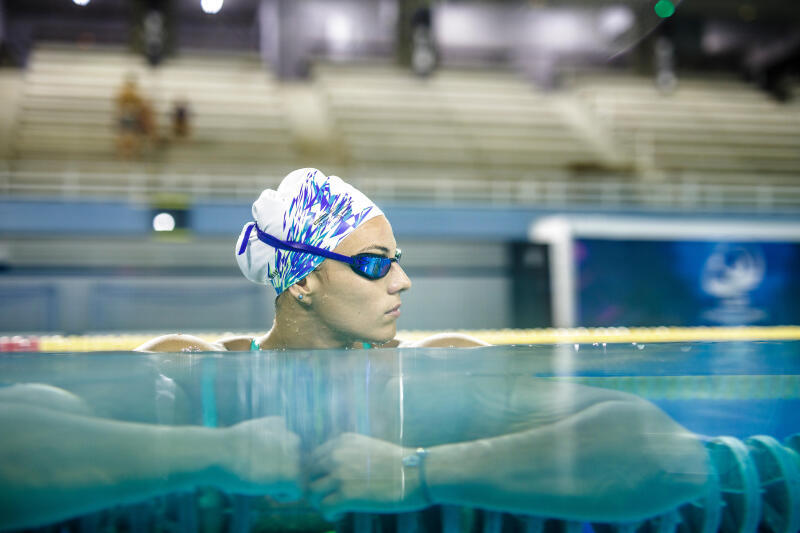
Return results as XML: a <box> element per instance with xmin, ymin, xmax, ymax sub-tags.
<box><xmin>386</xmin><ymin>303</ymin><xmax>401</xmax><ymax>316</ymax></box>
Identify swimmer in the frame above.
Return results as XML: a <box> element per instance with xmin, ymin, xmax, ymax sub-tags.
<box><xmin>130</xmin><ymin>170</ymin><xmax>710</xmax><ymax>522</ymax></box>
<box><xmin>0</xmin><ymin>170</ymin><xmax>711</xmax><ymax>530</ymax></box>
<box><xmin>136</xmin><ymin>168</ymin><xmax>489</xmax><ymax>353</ymax></box>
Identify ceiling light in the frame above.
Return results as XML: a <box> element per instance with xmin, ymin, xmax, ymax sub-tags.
<box><xmin>201</xmin><ymin>0</ymin><xmax>223</xmax><ymax>15</ymax></box>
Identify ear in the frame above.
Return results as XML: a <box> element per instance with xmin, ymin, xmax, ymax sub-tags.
<box><xmin>286</xmin><ymin>277</ymin><xmax>313</xmax><ymax>304</ymax></box>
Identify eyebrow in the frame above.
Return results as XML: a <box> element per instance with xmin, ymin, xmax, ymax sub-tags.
<box><xmin>357</xmin><ymin>245</ymin><xmax>391</xmax><ymax>255</ymax></box>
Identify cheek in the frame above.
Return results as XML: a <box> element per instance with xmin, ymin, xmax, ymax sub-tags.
<box><xmin>318</xmin><ymin>275</ymin><xmax>384</xmax><ymax>326</ymax></box>
<box><xmin>316</xmin><ymin>275</ymin><xmax>361</xmax><ymax>315</ymax></box>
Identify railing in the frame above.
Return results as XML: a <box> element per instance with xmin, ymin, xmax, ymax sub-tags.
<box><xmin>1</xmin><ymin>166</ymin><xmax>800</xmax><ymax>212</ymax></box>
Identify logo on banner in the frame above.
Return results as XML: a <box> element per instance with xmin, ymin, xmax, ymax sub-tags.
<box><xmin>701</xmin><ymin>244</ymin><xmax>766</xmax><ymax>325</ymax></box>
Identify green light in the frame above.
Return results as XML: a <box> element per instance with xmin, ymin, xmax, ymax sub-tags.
<box><xmin>654</xmin><ymin>0</ymin><xmax>676</xmax><ymax>18</ymax></box>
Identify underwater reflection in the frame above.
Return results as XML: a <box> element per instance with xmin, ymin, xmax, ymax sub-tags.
<box><xmin>2</xmin><ymin>344</ymin><xmax>797</xmax><ymax>531</ymax></box>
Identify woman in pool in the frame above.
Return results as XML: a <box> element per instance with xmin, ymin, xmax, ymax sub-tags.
<box><xmin>137</xmin><ymin>168</ymin><xmax>487</xmax><ymax>352</ymax></box>
<box><xmin>1</xmin><ymin>169</ymin><xmax>711</xmax><ymax>530</ymax></box>
<box><xmin>129</xmin><ymin>169</ymin><xmax>710</xmax><ymax>522</ymax></box>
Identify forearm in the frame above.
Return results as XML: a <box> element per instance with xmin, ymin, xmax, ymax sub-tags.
<box><xmin>423</xmin><ymin>400</ymin><xmax>710</xmax><ymax>522</ymax></box>
<box><xmin>0</xmin><ymin>404</ymin><xmax>224</xmax><ymax>530</ymax></box>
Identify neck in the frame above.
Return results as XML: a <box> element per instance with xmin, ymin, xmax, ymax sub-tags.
<box><xmin>259</xmin><ymin>298</ymin><xmax>354</xmax><ymax>350</ymax></box>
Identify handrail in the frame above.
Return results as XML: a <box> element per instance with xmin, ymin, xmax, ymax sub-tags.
<box><xmin>2</xmin><ymin>167</ymin><xmax>800</xmax><ymax>212</ymax></box>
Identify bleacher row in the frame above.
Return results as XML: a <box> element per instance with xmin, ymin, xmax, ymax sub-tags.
<box><xmin>2</xmin><ymin>44</ymin><xmax>800</xmax><ymax>202</ymax></box>
<box><xmin>576</xmin><ymin>77</ymin><xmax>800</xmax><ymax>184</ymax></box>
<box><xmin>12</xmin><ymin>46</ymin><xmax>296</xmax><ymax>170</ymax></box>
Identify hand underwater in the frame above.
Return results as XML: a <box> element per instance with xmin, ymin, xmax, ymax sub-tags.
<box><xmin>307</xmin><ymin>433</ymin><xmax>430</xmax><ymax>521</ymax></box>
<box><xmin>216</xmin><ymin>416</ymin><xmax>302</xmax><ymax>502</ymax></box>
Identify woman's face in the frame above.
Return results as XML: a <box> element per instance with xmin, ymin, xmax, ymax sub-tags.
<box><xmin>310</xmin><ymin>216</ymin><xmax>411</xmax><ymax>345</ymax></box>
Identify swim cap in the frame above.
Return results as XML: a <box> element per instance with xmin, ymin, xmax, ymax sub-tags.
<box><xmin>236</xmin><ymin>168</ymin><xmax>384</xmax><ymax>294</ymax></box>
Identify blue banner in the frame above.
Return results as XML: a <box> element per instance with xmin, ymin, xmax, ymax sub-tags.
<box><xmin>577</xmin><ymin>240</ymin><xmax>800</xmax><ymax>327</ymax></box>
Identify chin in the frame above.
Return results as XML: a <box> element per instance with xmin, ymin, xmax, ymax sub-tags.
<box><xmin>367</xmin><ymin>324</ymin><xmax>396</xmax><ymax>345</ymax></box>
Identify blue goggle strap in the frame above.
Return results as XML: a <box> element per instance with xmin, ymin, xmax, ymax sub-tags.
<box><xmin>237</xmin><ymin>222</ymin><xmax>356</xmax><ymax>265</ymax></box>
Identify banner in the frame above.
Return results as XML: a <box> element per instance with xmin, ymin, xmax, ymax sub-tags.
<box><xmin>577</xmin><ymin>240</ymin><xmax>800</xmax><ymax>327</ymax></box>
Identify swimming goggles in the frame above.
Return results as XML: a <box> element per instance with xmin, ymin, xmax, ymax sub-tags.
<box><xmin>238</xmin><ymin>222</ymin><xmax>401</xmax><ymax>280</ymax></box>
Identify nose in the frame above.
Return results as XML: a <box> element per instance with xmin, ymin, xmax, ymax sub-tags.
<box><xmin>387</xmin><ymin>262</ymin><xmax>411</xmax><ymax>294</ymax></box>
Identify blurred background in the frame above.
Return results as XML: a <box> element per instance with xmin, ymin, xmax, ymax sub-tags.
<box><xmin>0</xmin><ymin>0</ymin><xmax>798</xmax><ymax>336</ymax></box>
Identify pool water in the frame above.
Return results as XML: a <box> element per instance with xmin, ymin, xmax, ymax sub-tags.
<box><xmin>0</xmin><ymin>341</ymin><xmax>798</xmax><ymax>533</ymax></box>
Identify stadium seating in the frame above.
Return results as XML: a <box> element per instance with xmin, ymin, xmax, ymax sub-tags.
<box><xmin>11</xmin><ymin>44</ymin><xmax>300</xmax><ymax>177</ymax></box>
<box><xmin>574</xmin><ymin>75</ymin><xmax>800</xmax><ymax>185</ymax></box>
<box><xmin>2</xmin><ymin>43</ymin><xmax>799</xmax><ymax>203</ymax></box>
<box><xmin>314</xmin><ymin>62</ymin><xmax>604</xmax><ymax>183</ymax></box>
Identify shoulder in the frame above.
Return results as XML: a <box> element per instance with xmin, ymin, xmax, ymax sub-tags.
<box><xmin>133</xmin><ymin>333</ymin><xmax>227</xmax><ymax>353</ymax></box>
<box><xmin>387</xmin><ymin>332</ymin><xmax>491</xmax><ymax>348</ymax></box>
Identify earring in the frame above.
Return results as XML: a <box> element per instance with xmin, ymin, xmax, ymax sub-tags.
<box><xmin>298</xmin><ymin>294</ymin><xmax>303</xmax><ymax>300</ymax></box>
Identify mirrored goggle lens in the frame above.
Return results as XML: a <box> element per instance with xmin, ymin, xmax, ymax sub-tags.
<box><xmin>353</xmin><ymin>255</ymin><xmax>393</xmax><ymax>279</ymax></box>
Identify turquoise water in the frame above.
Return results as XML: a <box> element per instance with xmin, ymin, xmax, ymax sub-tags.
<box><xmin>0</xmin><ymin>342</ymin><xmax>798</xmax><ymax>532</ymax></box>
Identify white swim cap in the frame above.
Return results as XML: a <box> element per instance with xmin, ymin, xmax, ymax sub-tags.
<box><xmin>236</xmin><ymin>168</ymin><xmax>384</xmax><ymax>294</ymax></box>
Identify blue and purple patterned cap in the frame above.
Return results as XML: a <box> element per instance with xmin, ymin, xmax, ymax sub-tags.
<box><xmin>235</xmin><ymin>168</ymin><xmax>384</xmax><ymax>294</ymax></box>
